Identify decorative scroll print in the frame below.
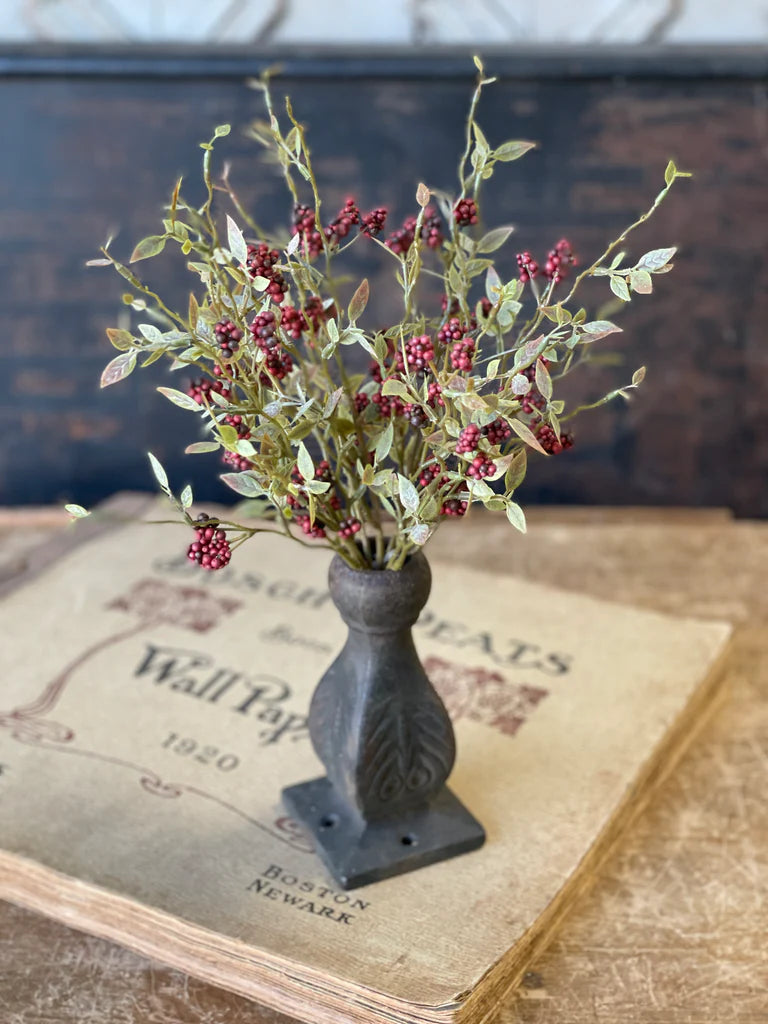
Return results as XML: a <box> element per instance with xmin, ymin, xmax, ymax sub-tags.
<box><xmin>424</xmin><ymin>656</ymin><xmax>549</xmax><ymax>737</ymax></box>
<box><xmin>0</xmin><ymin>578</ymin><xmax>313</xmax><ymax>852</ymax></box>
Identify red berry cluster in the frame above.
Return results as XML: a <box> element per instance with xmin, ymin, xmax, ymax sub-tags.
<box><xmin>422</xmin><ymin>206</ymin><xmax>444</xmax><ymax>250</ymax></box>
<box><xmin>456</xmin><ymin>423</ymin><xmax>481</xmax><ymax>454</ymax></box>
<box><xmin>187</xmin><ymin>372</ymin><xmax>232</xmax><ymax>406</ymax></box>
<box><xmin>544</xmin><ymin>238</ymin><xmax>576</xmax><ymax>283</ymax></box>
<box><xmin>222</xmin><ymin>449</ymin><xmax>251</xmax><ymax>472</ymax></box>
<box><xmin>354</xmin><ymin>391</ymin><xmax>370</xmax><ymax>414</ymax></box>
<box><xmin>214</xmin><ymin>319</ymin><xmax>243</xmax><ymax>360</ymax></box>
<box><xmin>371</xmin><ymin>388</ymin><xmax>406</xmax><ymax>419</ymax></box>
<box><xmin>187</xmin><ymin>517</ymin><xmax>231</xmax><ymax>571</ymax></box>
<box><xmin>405</xmin><ymin>403</ymin><xmax>428</xmax><ymax>428</ymax></box>
<box><xmin>466</xmin><ymin>454</ymin><xmax>495</xmax><ymax>479</ymax></box>
<box><xmin>450</xmin><ymin>338</ymin><xmax>475</xmax><ymax>372</ymax></box>
<box><xmin>536</xmin><ymin>424</ymin><xmax>574</xmax><ymax>454</ymax></box>
<box><xmin>338</xmin><ymin>517</ymin><xmax>362</xmax><ymax>538</ymax></box>
<box><xmin>279</xmin><ymin>304</ymin><xmax>308</xmax><ymax>341</ymax></box>
<box><xmin>454</xmin><ymin>197</ymin><xmax>478</xmax><ymax>227</ymax></box>
<box><xmin>404</xmin><ymin>334</ymin><xmax>435</xmax><ymax>372</ymax></box>
<box><xmin>516</xmin><ymin>251</ymin><xmax>539</xmax><ymax>283</ymax></box>
<box><xmin>482</xmin><ymin>417</ymin><xmax>512</xmax><ymax>446</ymax></box>
<box><xmin>385</xmin><ymin>214</ymin><xmax>418</xmax><ymax>256</ymax></box>
<box><xmin>437</xmin><ymin>317</ymin><xmax>467</xmax><ymax>347</ymax></box>
<box><xmin>303</xmin><ymin>295</ymin><xmax>329</xmax><ymax>331</ymax></box>
<box><xmin>249</xmin><ymin>310</ymin><xmax>278</xmax><ymax>350</ymax></box>
<box><xmin>292</xmin><ymin>204</ymin><xmax>324</xmax><ymax>258</ymax></box>
<box><xmin>418</xmin><ymin>462</ymin><xmax>442</xmax><ymax>488</ymax></box>
<box><xmin>427</xmin><ymin>380</ymin><xmax>444</xmax><ymax>408</ymax></box>
<box><xmin>261</xmin><ymin>349</ymin><xmax>294</xmax><ymax>383</ymax></box>
<box><xmin>295</xmin><ymin>513</ymin><xmax>326</xmax><ymax>539</ymax></box>
<box><xmin>325</xmin><ymin>197</ymin><xmax>360</xmax><ymax>245</ymax></box>
<box><xmin>246</xmin><ymin>243</ymin><xmax>287</xmax><ymax>301</ymax></box>
<box><xmin>360</xmin><ymin>208</ymin><xmax>387</xmax><ymax>237</ymax></box>
<box><xmin>385</xmin><ymin>207</ymin><xmax>445</xmax><ymax>255</ymax></box>
<box><xmin>441</xmin><ymin>498</ymin><xmax>468</xmax><ymax>517</ymax></box>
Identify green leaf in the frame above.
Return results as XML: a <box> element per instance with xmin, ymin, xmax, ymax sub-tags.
<box><xmin>664</xmin><ymin>159</ymin><xmax>677</xmax><ymax>186</ymax></box>
<box><xmin>630</xmin><ymin>269</ymin><xmax>653</xmax><ymax>294</ymax></box>
<box><xmin>213</xmin><ymin>124</ymin><xmax>231</xmax><ymax>138</ymax></box>
<box><xmin>381</xmin><ymin>378</ymin><xmax>409</xmax><ymax>399</ymax></box>
<box><xmin>416</xmin><ymin>182</ymin><xmax>431</xmax><ymax>208</ymax></box>
<box><xmin>506</xmin><ymin>501</ymin><xmax>527</xmax><ymax>533</ymax></box>
<box><xmin>180</xmin><ymin>484</ymin><xmax>193</xmax><ymax>509</ymax></box>
<box><xmin>220</xmin><ymin>472</ymin><xmax>263</xmax><ymax>497</ymax></box>
<box><xmin>468</xmin><ymin>479</ymin><xmax>493</xmax><ymax>500</ymax></box>
<box><xmin>147</xmin><ymin>452</ymin><xmax>170</xmax><ymax>493</ymax></box>
<box><xmin>185</xmin><ymin>441</ymin><xmax>220</xmax><ymax>454</ymax></box>
<box><xmin>610</xmin><ymin>276</ymin><xmax>631</xmax><ymax>302</ymax></box>
<box><xmin>375</xmin><ymin>420</ymin><xmax>394</xmax><ymax>463</ymax></box>
<box><xmin>637</xmin><ymin>247</ymin><xmax>677</xmax><ymax>272</ymax></box>
<box><xmin>509</xmin><ymin>419</ymin><xmax>547</xmax><ymax>455</ymax></box>
<box><xmin>327</xmin><ymin>318</ymin><xmax>339</xmax><ymax>344</ymax></box>
<box><xmin>632</xmin><ymin>366</ymin><xmax>647</xmax><ymax>387</ymax></box>
<box><xmin>64</xmin><ymin>504</ymin><xmax>91</xmax><ymax>518</ymax></box>
<box><xmin>157</xmin><ymin>387</ymin><xmax>202</xmax><ymax>412</ymax></box>
<box><xmin>138</xmin><ymin>323</ymin><xmax>163</xmax><ymax>343</ymax></box>
<box><xmin>477</xmin><ymin>226</ymin><xmax>514</xmax><ymax>253</ymax></box>
<box><xmin>100</xmin><ymin>350</ymin><xmax>136</xmax><ymax>388</ymax></box>
<box><xmin>581</xmin><ymin>320</ymin><xmax>623</xmax><ymax>342</ymax></box>
<box><xmin>348</xmin><ymin>278</ymin><xmax>369</xmax><ymax>322</ymax></box>
<box><xmin>472</xmin><ymin>122</ymin><xmax>490</xmax><ymax>156</ymax></box>
<box><xmin>226</xmin><ymin>215</ymin><xmax>248</xmax><ymax>266</ymax></box>
<box><xmin>297</xmin><ymin>441</ymin><xmax>314</xmax><ymax>482</ymax></box>
<box><xmin>485</xmin><ymin>265</ymin><xmax>502</xmax><ymax>302</ymax></box>
<box><xmin>535</xmin><ymin>359</ymin><xmax>553</xmax><ymax>402</ymax></box>
<box><xmin>398</xmin><ymin>474</ymin><xmax>420</xmax><ymax>514</ymax></box>
<box><xmin>409</xmin><ymin>523</ymin><xmax>431</xmax><ymax>546</ymax></box>
<box><xmin>130</xmin><ymin>235</ymin><xmax>166</xmax><ymax>263</ymax></box>
<box><xmin>494</xmin><ymin>140</ymin><xmax>536</xmax><ymax>162</ymax></box>
<box><xmin>105</xmin><ymin>328</ymin><xmax>134</xmax><ymax>351</ymax></box>
<box><xmin>504</xmin><ymin>448</ymin><xmax>527</xmax><ymax>491</ymax></box>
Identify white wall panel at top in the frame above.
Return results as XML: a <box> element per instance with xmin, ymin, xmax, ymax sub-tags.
<box><xmin>1</xmin><ymin>0</ymin><xmax>766</xmax><ymax>43</ymax></box>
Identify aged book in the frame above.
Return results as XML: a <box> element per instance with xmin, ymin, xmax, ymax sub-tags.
<box><xmin>0</xmin><ymin>503</ymin><xmax>731</xmax><ymax>1024</ymax></box>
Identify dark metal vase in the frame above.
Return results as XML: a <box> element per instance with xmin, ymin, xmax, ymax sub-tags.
<box><xmin>282</xmin><ymin>551</ymin><xmax>485</xmax><ymax>889</ymax></box>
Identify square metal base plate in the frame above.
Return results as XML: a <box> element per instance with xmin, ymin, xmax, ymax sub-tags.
<box><xmin>282</xmin><ymin>776</ymin><xmax>486</xmax><ymax>890</ymax></box>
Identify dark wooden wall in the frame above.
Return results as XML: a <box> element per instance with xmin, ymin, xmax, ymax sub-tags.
<box><xmin>1</xmin><ymin>47</ymin><xmax>766</xmax><ymax>513</ymax></box>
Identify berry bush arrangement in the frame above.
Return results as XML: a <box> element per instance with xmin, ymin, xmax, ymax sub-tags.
<box><xmin>80</xmin><ymin>59</ymin><xmax>689</xmax><ymax>574</ymax></box>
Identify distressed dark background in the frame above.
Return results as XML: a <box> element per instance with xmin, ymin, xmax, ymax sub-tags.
<box><xmin>0</xmin><ymin>48</ymin><xmax>766</xmax><ymax>513</ymax></box>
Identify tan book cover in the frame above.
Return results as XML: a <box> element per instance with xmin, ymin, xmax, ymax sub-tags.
<box><xmin>0</xmin><ymin>510</ymin><xmax>731</xmax><ymax>1024</ymax></box>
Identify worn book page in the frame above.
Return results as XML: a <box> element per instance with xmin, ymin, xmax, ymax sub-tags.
<box><xmin>0</xmin><ymin>515</ymin><xmax>731</xmax><ymax>1019</ymax></box>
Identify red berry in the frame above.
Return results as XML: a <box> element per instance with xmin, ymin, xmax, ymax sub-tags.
<box><xmin>516</xmin><ymin>251</ymin><xmax>539</xmax><ymax>283</ymax></box>
<box><xmin>279</xmin><ymin>304</ymin><xmax>308</xmax><ymax>341</ymax></box>
<box><xmin>246</xmin><ymin>242</ymin><xmax>287</xmax><ymax>301</ymax></box>
<box><xmin>360</xmin><ymin>207</ymin><xmax>387</xmax><ymax>237</ymax></box>
<box><xmin>249</xmin><ymin>310</ymin><xmax>278</xmax><ymax>351</ymax></box>
<box><xmin>404</xmin><ymin>334</ymin><xmax>435</xmax><ymax>372</ymax></box>
<box><xmin>325</xmin><ymin>197</ymin><xmax>360</xmax><ymax>245</ymax></box>
<box><xmin>338</xmin><ymin>517</ymin><xmax>362</xmax><ymax>538</ymax></box>
<box><xmin>454</xmin><ymin>197</ymin><xmax>478</xmax><ymax>227</ymax></box>
<box><xmin>482</xmin><ymin>417</ymin><xmax>512</xmax><ymax>446</ymax></box>
<box><xmin>466</xmin><ymin>454</ymin><xmax>495</xmax><ymax>480</ymax></box>
<box><xmin>214</xmin><ymin>319</ymin><xmax>243</xmax><ymax>360</ymax></box>
<box><xmin>450</xmin><ymin>338</ymin><xmax>476</xmax><ymax>373</ymax></box>
<box><xmin>440</xmin><ymin>498</ymin><xmax>468</xmax><ymax>517</ymax></box>
<box><xmin>187</xmin><ymin>517</ymin><xmax>231</xmax><ymax>571</ymax></box>
<box><xmin>456</xmin><ymin>423</ymin><xmax>481</xmax><ymax>454</ymax></box>
<box><xmin>536</xmin><ymin>424</ymin><xmax>574</xmax><ymax>454</ymax></box>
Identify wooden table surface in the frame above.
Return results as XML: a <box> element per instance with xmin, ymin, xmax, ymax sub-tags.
<box><xmin>1</xmin><ymin>504</ymin><xmax>766</xmax><ymax>1023</ymax></box>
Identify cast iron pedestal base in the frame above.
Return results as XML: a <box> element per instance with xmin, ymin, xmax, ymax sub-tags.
<box><xmin>282</xmin><ymin>776</ymin><xmax>486</xmax><ymax>890</ymax></box>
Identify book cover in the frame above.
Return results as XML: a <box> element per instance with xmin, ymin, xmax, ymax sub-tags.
<box><xmin>0</xmin><ymin>510</ymin><xmax>731</xmax><ymax>1024</ymax></box>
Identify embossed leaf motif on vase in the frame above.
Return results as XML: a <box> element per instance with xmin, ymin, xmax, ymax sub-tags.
<box><xmin>282</xmin><ymin>552</ymin><xmax>485</xmax><ymax>889</ymax></box>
